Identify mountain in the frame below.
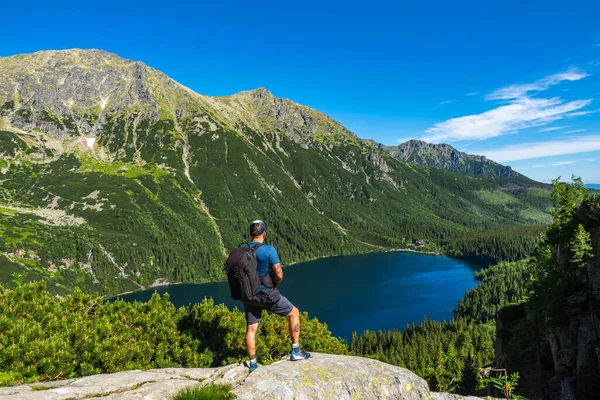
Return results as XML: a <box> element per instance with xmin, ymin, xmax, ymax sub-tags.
<box><xmin>368</xmin><ymin>139</ymin><xmax>521</xmax><ymax>177</ymax></box>
<box><xmin>0</xmin><ymin>49</ymin><xmax>551</xmax><ymax>296</ymax></box>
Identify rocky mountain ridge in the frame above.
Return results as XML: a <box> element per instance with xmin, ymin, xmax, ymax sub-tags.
<box><xmin>369</xmin><ymin>139</ymin><xmax>521</xmax><ymax>178</ymax></box>
<box><xmin>0</xmin><ymin>50</ymin><xmax>357</xmax><ymax>150</ymax></box>
<box><xmin>0</xmin><ymin>353</ymin><xmax>484</xmax><ymax>400</ymax></box>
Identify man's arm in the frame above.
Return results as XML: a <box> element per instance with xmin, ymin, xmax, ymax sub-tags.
<box><xmin>267</xmin><ymin>246</ymin><xmax>283</xmax><ymax>288</ymax></box>
<box><xmin>271</xmin><ymin>262</ymin><xmax>283</xmax><ymax>288</ymax></box>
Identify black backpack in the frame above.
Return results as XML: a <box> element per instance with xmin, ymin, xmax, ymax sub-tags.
<box><xmin>224</xmin><ymin>243</ymin><xmax>265</xmax><ymax>301</ymax></box>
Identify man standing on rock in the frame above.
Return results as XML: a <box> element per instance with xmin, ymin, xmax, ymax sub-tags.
<box><xmin>244</xmin><ymin>220</ymin><xmax>311</xmax><ymax>371</ymax></box>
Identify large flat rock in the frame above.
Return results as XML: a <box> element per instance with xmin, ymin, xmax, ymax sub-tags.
<box><xmin>0</xmin><ymin>353</ymin><xmax>486</xmax><ymax>399</ymax></box>
<box><xmin>233</xmin><ymin>353</ymin><xmax>483</xmax><ymax>400</ymax></box>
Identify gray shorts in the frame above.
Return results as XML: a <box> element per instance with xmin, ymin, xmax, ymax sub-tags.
<box><xmin>243</xmin><ymin>288</ymin><xmax>294</xmax><ymax>325</ymax></box>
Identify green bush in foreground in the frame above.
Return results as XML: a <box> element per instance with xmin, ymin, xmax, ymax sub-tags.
<box><xmin>0</xmin><ymin>281</ymin><xmax>346</xmax><ymax>386</ymax></box>
<box><xmin>173</xmin><ymin>384</ymin><xmax>236</xmax><ymax>400</ymax></box>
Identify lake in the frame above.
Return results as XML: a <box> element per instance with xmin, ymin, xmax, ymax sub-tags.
<box><xmin>113</xmin><ymin>251</ymin><xmax>480</xmax><ymax>340</ymax></box>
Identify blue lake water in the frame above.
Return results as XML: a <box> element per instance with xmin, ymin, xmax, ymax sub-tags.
<box><xmin>113</xmin><ymin>251</ymin><xmax>480</xmax><ymax>340</ymax></box>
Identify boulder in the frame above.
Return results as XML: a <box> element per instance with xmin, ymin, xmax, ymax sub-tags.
<box><xmin>233</xmin><ymin>353</ymin><xmax>483</xmax><ymax>400</ymax></box>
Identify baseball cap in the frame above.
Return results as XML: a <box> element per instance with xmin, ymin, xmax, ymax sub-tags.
<box><xmin>250</xmin><ymin>220</ymin><xmax>267</xmax><ymax>236</ymax></box>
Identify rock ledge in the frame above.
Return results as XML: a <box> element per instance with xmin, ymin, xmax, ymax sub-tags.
<box><xmin>0</xmin><ymin>353</ymin><xmax>486</xmax><ymax>399</ymax></box>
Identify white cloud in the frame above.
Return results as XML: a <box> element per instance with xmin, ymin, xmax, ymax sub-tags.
<box><xmin>568</xmin><ymin>109</ymin><xmax>599</xmax><ymax>116</ymax></box>
<box><xmin>527</xmin><ymin>158</ymin><xmax>597</xmax><ymax>168</ymax></box>
<box><xmin>486</xmin><ymin>67</ymin><xmax>589</xmax><ymax>101</ymax></box>
<box><xmin>532</xmin><ymin>161</ymin><xmax>577</xmax><ymax>168</ymax></box>
<box><xmin>423</xmin><ymin>97</ymin><xmax>591</xmax><ymax>142</ymax></box>
<box><xmin>566</xmin><ymin>129</ymin><xmax>586</xmax><ymax>133</ymax></box>
<box><xmin>479</xmin><ymin>135</ymin><xmax>600</xmax><ymax>162</ymax></box>
<box><xmin>439</xmin><ymin>100</ymin><xmax>454</xmax><ymax>105</ymax></box>
<box><xmin>423</xmin><ymin>68</ymin><xmax>592</xmax><ymax>142</ymax></box>
<box><xmin>539</xmin><ymin>126</ymin><xmax>565</xmax><ymax>132</ymax></box>
<box><xmin>466</xmin><ymin>92</ymin><xmax>480</xmax><ymax>96</ymax></box>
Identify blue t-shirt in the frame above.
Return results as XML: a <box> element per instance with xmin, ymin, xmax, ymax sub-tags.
<box><xmin>249</xmin><ymin>242</ymin><xmax>281</xmax><ymax>290</ymax></box>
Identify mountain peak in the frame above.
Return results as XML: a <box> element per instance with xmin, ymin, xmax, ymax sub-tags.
<box><xmin>223</xmin><ymin>87</ymin><xmax>359</xmax><ymax>145</ymax></box>
<box><xmin>235</xmin><ymin>87</ymin><xmax>274</xmax><ymax>97</ymax></box>
<box><xmin>0</xmin><ymin>48</ymin><xmax>139</xmax><ymax>72</ymax></box>
<box><xmin>370</xmin><ymin>139</ymin><xmax>520</xmax><ymax>178</ymax></box>
<box><xmin>0</xmin><ymin>48</ymin><xmax>190</xmax><ymax>138</ymax></box>
<box><xmin>228</xmin><ymin>87</ymin><xmax>278</xmax><ymax>104</ymax></box>
<box><xmin>402</xmin><ymin>139</ymin><xmax>456</xmax><ymax>151</ymax></box>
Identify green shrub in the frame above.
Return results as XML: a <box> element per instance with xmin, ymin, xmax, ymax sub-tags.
<box><xmin>0</xmin><ymin>371</ymin><xmax>32</xmax><ymax>387</ymax></box>
<box><xmin>178</xmin><ymin>298</ymin><xmax>346</xmax><ymax>366</ymax></box>
<box><xmin>0</xmin><ymin>281</ymin><xmax>345</xmax><ymax>386</ymax></box>
<box><xmin>173</xmin><ymin>384</ymin><xmax>236</xmax><ymax>400</ymax></box>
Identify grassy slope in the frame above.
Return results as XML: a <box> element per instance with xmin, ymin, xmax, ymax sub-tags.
<box><xmin>0</xmin><ymin>111</ymin><xmax>550</xmax><ymax>296</ymax></box>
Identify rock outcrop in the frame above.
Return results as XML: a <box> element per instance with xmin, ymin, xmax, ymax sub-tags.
<box><xmin>0</xmin><ymin>353</ymin><xmax>485</xmax><ymax>400</ymax></box>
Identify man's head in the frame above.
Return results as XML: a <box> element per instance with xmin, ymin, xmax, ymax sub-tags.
<box><xmin>250</xmin><ymin>220</ymin><xmax>267</xmax><ymax>239</ymax></box>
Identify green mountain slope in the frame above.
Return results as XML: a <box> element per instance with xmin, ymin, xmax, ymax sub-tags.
<box><xmin>0</xmin><ymin>49</ymin><xmax>551</xmax><ymax>295</ymax></box>
<box><xmin>368</xmin><ymin>139</ymin><xmax>522</xmax><ymax>177</ymax></box>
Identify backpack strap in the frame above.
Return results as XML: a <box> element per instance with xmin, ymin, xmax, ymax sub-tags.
<box><xmin>247</xmin><ymin>242</ymin><xmax>264</xmax><ymax>250</ymax></box>
<box><xmin>248</xmin><ymin>243</ymin><xmax>273</xmax><ymax>288</ymax></box>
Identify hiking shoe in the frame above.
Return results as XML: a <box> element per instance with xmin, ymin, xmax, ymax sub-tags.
<box><xmin>248</xmin><ymin>361</ymin><xmax>258</xmax><ymax>372</ymax></box>
<box><xmin>290</xmin><ymin>347</ymin><xmax>311</xmax><ymax>361</ymax></box>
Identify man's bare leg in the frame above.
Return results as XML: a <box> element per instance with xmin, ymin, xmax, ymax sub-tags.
<box><xmin>287</xmin><ymin>306</ymin><xmax>311</xmax><ymax>360</ymax></box>
<box><xmin>246</xmin><ymin>323</ymin><xmax>258</xmax><ymax>362</ymax></box>
<box><xmin>287</xmin><ymin>306</ymin><xmax>300</xmax><ymax>344</ymax></box>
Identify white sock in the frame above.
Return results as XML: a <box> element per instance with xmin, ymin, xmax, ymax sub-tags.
<box><xmin>292</xmin><ymin>343</ymin><xmax>299</xmax><ymax>349</ymax></box>
<box><xmin>250</xmin><ymin>358</ymin><xmax>256</xmax><ymax>364</ymax></box>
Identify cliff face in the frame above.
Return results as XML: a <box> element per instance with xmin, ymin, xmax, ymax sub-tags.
<box><xmin>0</xmin><ymin>353</ymin><xmax>484</xmax><ymax>400</ymax></box>
<box><xmin>496</xmin><ymin>216</ymin><xmax>600</xmax><ymax>399</ymax></box>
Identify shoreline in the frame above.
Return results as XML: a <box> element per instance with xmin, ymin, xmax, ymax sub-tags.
<box><xmin>107</xmin><ymin>247</ymin><xmax>445</xmax><ymax>299</ymax></box>
<box><xmin>389</xmin><ymin>248</ymin><xmax>442</xmax><ymax>256</ymax></box>
<box><xmin>107</xmin><ymin>280</ymin><xmax>182</xmax><ymax>300</ymax></box>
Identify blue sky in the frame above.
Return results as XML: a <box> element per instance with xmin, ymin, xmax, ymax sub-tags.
<box><xmin>2</xmin><ymin>0</ymin><xmax>600</xmax><ymax>183</ymax></box>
